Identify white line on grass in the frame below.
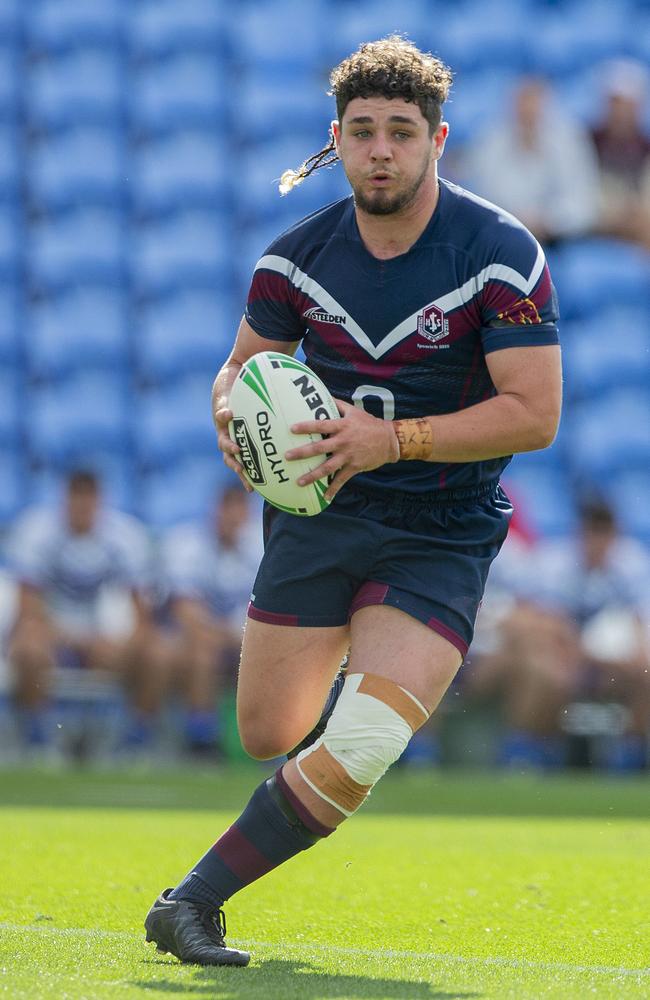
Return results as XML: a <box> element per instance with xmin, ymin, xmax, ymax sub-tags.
<box><xmin>1</xmin><ymin>922</ymin><xmax>648</xmax><ymax>979</ymax></box>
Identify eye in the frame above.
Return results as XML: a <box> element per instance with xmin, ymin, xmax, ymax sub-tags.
<box><xmin>394</xmin><ymin>131</ymin><xmax>411</xmax><ymax>140</ymax></box>
<box><xmin>354</xmin><ymin>129</ymin><xmax>371</xmax><ymax>138</ymax></box>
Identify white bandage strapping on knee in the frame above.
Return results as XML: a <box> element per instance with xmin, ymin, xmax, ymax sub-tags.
<box><xmin>297</xmin><ymin>672</ymin><xmax>429</xmax><ymax>817</ymax></box>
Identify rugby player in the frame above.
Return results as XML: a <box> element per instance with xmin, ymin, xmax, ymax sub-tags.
<box><xmin>145</xmin><ymin>36</ymin><xmax>562</xmax><ymax>966</ymax></box>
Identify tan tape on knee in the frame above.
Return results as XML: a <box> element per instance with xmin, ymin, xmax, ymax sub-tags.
<box><xmin>297</xmin><ymin>672</ymin><xmax>429</xmax><ymax>817</ymax></box>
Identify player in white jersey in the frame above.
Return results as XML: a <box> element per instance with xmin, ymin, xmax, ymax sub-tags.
<box><xmin>160</xmin><ymin>484</ymin><xmax>263</xmax><ymax>755</ymax></box>
<box><xmin>6</xmin><ymin>470</ymin><xmax>163</xmax><ymax>751</ymax></box>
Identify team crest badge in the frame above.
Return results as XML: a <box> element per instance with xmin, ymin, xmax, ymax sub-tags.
<box><xmin>417</xmin><ymin>303</ymin><xmax>449</xmax><ymax>344</ymax></box>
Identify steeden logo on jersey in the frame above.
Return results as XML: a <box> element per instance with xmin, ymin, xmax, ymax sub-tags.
<box><xmin>417</xmin><ymin>302</ymin><xmax>449</xmax><ymax>345</ymax></box>
<box><xmin>304</xmin><ymin>305</ymin><xmax>347</xmax><ymax>325</ymax></box>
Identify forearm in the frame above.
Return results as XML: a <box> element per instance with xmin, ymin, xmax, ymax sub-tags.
<box><xmin>211</xmin><ymin>359</ymin><xmax>243</xmax><ymax>429</ymax></box>
<box><xmin>395</xmin><ymin>392</ymin><xmax>558</xmax><ymax>463</ymax></box>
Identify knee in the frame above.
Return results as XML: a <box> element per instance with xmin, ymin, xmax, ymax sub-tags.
<box><xmin>238</xmin><ymin>710</ymin><xmax>301</xmax><ymax>761</ymax></box>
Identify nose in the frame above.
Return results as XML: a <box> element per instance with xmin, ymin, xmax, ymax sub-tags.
<box><xmin>369</xmin><ymin>132</ymin><xmax>392</xmax><ymax>161</ymax></box>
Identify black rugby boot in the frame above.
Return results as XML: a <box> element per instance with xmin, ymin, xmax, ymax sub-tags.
<box><xmin>145</xmin><ymin>889</ymin><xmax>250</xmax><ymax>967</ymax></box>
<box><xmin>287</xmin><ymin>659</ymin><xmax>347</xmax><ymax>759</ymax></box>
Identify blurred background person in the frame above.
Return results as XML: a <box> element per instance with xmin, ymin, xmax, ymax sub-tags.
<box><xmin>590</xmin><ymin>59</ymin><xmax>650</xmax><ymax>249</ymax></box>
<box><xmin>470</xmin><ymin>497</ymin><xmax>650</xmax><ymax>771</ymax></box>
<box><xmin>457</xmin><ymin>75</ymin><xmax>600</xmax><ymax>246</ymax></box>
<box><xmin>4</xmin><ymin>470</ymin><xmax>166</xmax><ymax>756</ymax></box>
<box><xmin>159</xmin><ymin>483</ymin><xmax>262</xmax><ymax>758</ymax></box>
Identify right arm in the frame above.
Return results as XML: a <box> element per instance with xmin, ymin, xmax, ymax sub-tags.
<box><xmin>211</xmin><ymin>317</ymin><xmax>300</xmax><ymax>486</ymax></box>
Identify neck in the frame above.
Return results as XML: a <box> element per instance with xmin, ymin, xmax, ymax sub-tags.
<box><xmin>355</xmin><ymin>173</ymin><xmax>440</xmax><ymax>260</ymax></box>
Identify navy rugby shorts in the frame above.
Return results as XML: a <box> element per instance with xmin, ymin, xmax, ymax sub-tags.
<box><xmin>248</xmin><ymin>481</ymin><xmax>513</xmax><ymax>658</ymax></box>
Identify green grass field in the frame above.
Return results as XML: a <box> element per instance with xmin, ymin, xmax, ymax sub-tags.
<box><xmin>1</xmin><ymin>765</ymin><xmax>648</xmax><ymax>999</ymax></box>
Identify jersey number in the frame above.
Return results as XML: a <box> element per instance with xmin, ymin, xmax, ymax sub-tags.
<box><xmin>352</xmin><ymin>384</ymin><xmax>396</xmax><ymax>421</ymax></box>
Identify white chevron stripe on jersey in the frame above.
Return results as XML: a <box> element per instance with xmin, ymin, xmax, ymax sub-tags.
<box><xmin>255</xmin><ymin>242</ymin><xmax>546</xmax><ymax>361</ymax></box>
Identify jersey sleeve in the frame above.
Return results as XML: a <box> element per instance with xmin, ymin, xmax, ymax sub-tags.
<box><xmin>478</xmin><ymin>224</ymin><xmax>560</xmax><ymax>354</ymax></box>
<box><xmin>244</xmin><ymin>252</ymin><xmax>307</xmax><ymax>343</ymax></box>
<box><xmin>4</xmin><ymin>509</ymin><xmax>53</xmax><ymax>587</ymax></box>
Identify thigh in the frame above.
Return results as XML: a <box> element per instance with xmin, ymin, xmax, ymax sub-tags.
<box><xmin>349</xmin><ymin>604</ymin><xmax>462</xmax><ymax>715</ymax></box>
<box><xmin>237</xmin><ymin>617</ymin><xmax>350</xmax><ymax>755</ymax></box>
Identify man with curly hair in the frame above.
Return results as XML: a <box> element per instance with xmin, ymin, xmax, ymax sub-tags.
<box><xmin>145</xmin><ymin>36</ymin><xmax>562</xmax><ymax>967</ymax></box>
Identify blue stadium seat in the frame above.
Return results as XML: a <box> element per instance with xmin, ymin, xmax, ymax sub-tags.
<box><xmin>230</xmin><ymin>70</ymin><xmax>331</xmax><ymax>144</ymax></box>
<box><xmin>445</xmin><ymin>69</ymin><xmax>520</xmax><ymax>149</ymax></box>
<box><xmin>26</xmin><ymin>0</ymin><xmax>124</xmax><ymax>49</ymax></box>
<box><xmin>135</xmin><ymin>288</ymin><xmax>235</xmax><ymax>383</ymax></box>
<box><xmin>0</xmin><ymin>365</ymin><xmax>20</xmax><ymax>447</ymax></box>
<box><xmin>0</xmin><ymin>0</ymin><xmax>20</xmax><ymax>43</ymax></box>
<box><xmin>28</xmin><ymin>207</ymin><xmax>125</xmax><ymax>287</ymax></box>
<box><xmin>501</xmin><ymin>464</ymin><xmax>577</xmax><ymax>537</ymax></box>
<box><xmin>237</xmin><ymin>135</ymin><xmax>345</xmax><ymax>224</ymax></box>
<box><xmin>131</xmin><ymin>209</ymin><xmax>229</xmax><ymax>293</ymax></box>
<box><xmin>565</xmin><ymin>389</ymin><xmax>650</xmax><ymax>479</ymax></box>
<box><xmin>0</xmin><ymin>205</ymin><xmax>19</xmax><ymax>280</ymax></box>
<box><xmin>138</xmin><ymin>454</ymin><xmax>230</xmax><ymax>529</ymax></box>
<box><xmin>26</xmin><ymin>126</ymin><xmax>126</xmax><ymax>209</ymax></box>
<box><xmin>232</xmin><ymin>0</ymin><xmax>327</xmax><ymax>73</ymax></box>
<box><xmin>130</xmin><ymin>52</ymin><xmax>227</xmax><ymax>130</ymax></box>
<box><xmin>25</xmin><ymin>372</ymin><xmax>130</xmax><ymax>464</ymax></box>
<box><xmin>0</xmin><ymin>41</ymin><xmax>18</xmax><ymax>116</ymax></box>
<box><xmin>327</xmin><ymin>0</ymin><xmax>431</xmax><ymax>65</ymax></box>
<box><xmin>128</xmin><ymin>0</ymin><xmax>227</xmax><ymax>56</ymax></box>
<box><xmin>0</xmin><ymin>122</ymin><xmax>19</xmax><ymax>201</ymax></box>
<box><xmin>0</xmin><ymin>446</ymin><xmax>24</xmax><ymax>525</ymax></box>
<box><xmin>26</xmin><ymin>285</ymin><xmax>129</xmax><ymax>378</ymax></box>
<box><xmin>420</xmin><ymin>0</ymin><xmax>533</xmax><ymax>76</ymax></box>
<box><xmin>529</xmin><ymin>1</ymin><xmax>631</xmax><ymax>76</ymax></box>
<box><xmin>554</xmin><ymin>240</ymin><xmax>650</xmax><ymax>319</ymax></box>
<box><xmin>0</xmin><ymin>282</ymin><xmax>19</xmax><ymax>363</ymax></box>
<box><xmin>131</xmin><ymin>129</ymin><xmax>230</xmax><ymax>213</ymax></box>
<box><xmin>25</xmin><ymin>45</ymin><xmax>124</xmax><ymax>128</ymax></box>
<box><xmin>133</xmin><ymin>374</ymin><xmax>216</xmax><ymax>468</ymax></box>
<box><xmin>561</xmin><ymin>308</ymin><xmax>650</xmax><ymax>400</ymax></box>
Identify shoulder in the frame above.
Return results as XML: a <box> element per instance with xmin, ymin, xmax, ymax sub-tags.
<box><xmin>100</xmin><ymin>509</ymin><xmax>150</xmax><ymax>553</ymax></box>
<box><xmin>440</xmin><ymin>179</ymin><xmax>545</xmax><ymax>278</ymax></box>
<box><xmin>256</xmin><ymin>197</ymin><xmax>352</xmax><ymax>271</ymax></box>
<box><xmin>8</xmin><ymin>506</ymin><xmax>60</xmax><ymax>544</ymax></box>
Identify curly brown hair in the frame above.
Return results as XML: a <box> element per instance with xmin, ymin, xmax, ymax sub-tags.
<box><xmin>331</xmin><ymin>35</ymin><xmax>452</xmax><ymax>133</ymax></box>
<box><xmin>279</xmin><ymin>36</ymin><xmax>452</xmax><ymax>195</ymax></box>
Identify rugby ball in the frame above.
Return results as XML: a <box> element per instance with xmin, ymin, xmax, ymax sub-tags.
<box><xmin>228</xmin><ymin>351</ymin><xmax>340</xmax><ymax>516</ymax></box>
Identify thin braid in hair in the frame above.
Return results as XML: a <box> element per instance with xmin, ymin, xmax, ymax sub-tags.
<box><xmin>278</xmin><ymin>134</ymin><xmax>339</xmax><ymax>195</ymax></box>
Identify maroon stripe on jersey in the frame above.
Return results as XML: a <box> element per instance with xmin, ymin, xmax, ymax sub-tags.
<box><xmin>211</xmin><ymin>825</ymin><xmax>276</xmax><ymax>883</ymax></box>
<box><xmin>248</xmin><ymin>269</ymin><xmax>314</xmax><ymax>317</ymax></box>
<box><xmin>427</xmin><ymin>615</ymin><xmax>468</xmax><ymax>656</ymax></box>
<box><xmin>247</xmin><ymin>603</ymin><xmax>299</xmax><ymax>627</ymax></box>
<box><xmin>275</xmin><ymin>767</ymin><xmax>334</xmax><ymax>838</ymax></box>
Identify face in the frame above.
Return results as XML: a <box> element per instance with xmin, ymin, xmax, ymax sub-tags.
<box><xmin>215</xmin><ymin>490</ymin><xmax>249</xmax><ymax>544</ymax></box>
<box><xmin>66</xmin><ymin>485</ymin><xmax>99</xmax><ymax>534</ymax></box>
<box><xmin>333</xmin><ymin>97</ymin><xmax>447</xmax><ymax>216</ymax></box>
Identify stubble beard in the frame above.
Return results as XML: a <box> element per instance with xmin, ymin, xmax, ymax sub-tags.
<box><xmin>352</xmin><ymin>154</ymin><xmax>431</xmax><ymax>216</ymax></box>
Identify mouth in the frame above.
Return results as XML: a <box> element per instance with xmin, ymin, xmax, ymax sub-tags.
<box><xmin>368</xmin><ymin>172</ymin><xmax>394</xmax><ymax>186</ymax></box>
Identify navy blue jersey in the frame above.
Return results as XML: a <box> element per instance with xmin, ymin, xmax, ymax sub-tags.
<box><xmin>245</xmin><ymin>178</ymin><xmax>559</xmax><ymax>495</ymax></box>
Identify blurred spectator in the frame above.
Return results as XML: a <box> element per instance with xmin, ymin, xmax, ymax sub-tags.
<box><xmin>5</xmin><ymin>470</ymin><xmax>166</xmax><ymax>755</ymax></box>
<box><xmin>590</xmin><ymin>59</ymin><xmax>650</xmax><ymax>249</ymax></box>
<box><xmin>457</xmin><ymin>75</ymin><xmax>600</xmax><ymax>245</ymax></box>
<box><xmin>160</xmin><ymin>484</ymin><xmax>262</xmax><ymax>757</ymax></box>
<box><xmin>470</xmin><ymin>497</ymin><xmax>650</xmax><ymax>770</ymax></box>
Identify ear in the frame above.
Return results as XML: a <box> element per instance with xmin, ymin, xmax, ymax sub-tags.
<box><xmin>331</xmin><ymin>119</ymin><xmax>341</xmax><ymax>152</ymax></box>
<box><xmin>433</xmin><ymin>121</ymin><xmax>449</xmax><ymax>160</ymax></box>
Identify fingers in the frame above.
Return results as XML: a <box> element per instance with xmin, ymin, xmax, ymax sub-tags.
<box><xmin>215</xmin><ymin>406</ymin><xmax>253</xmax><ymax>492</ymax></box>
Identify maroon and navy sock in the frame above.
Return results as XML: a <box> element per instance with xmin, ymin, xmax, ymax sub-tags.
<box><xmin>169</xmin><ymin>768</ymin><xmax>333</xmax><ymax>909</ymax></box>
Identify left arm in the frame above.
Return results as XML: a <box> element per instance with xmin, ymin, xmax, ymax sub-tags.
<box><xmin>288</xmin><ymin>344</ymin><xmax>562</xmax><ymax>499</ymax></box>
